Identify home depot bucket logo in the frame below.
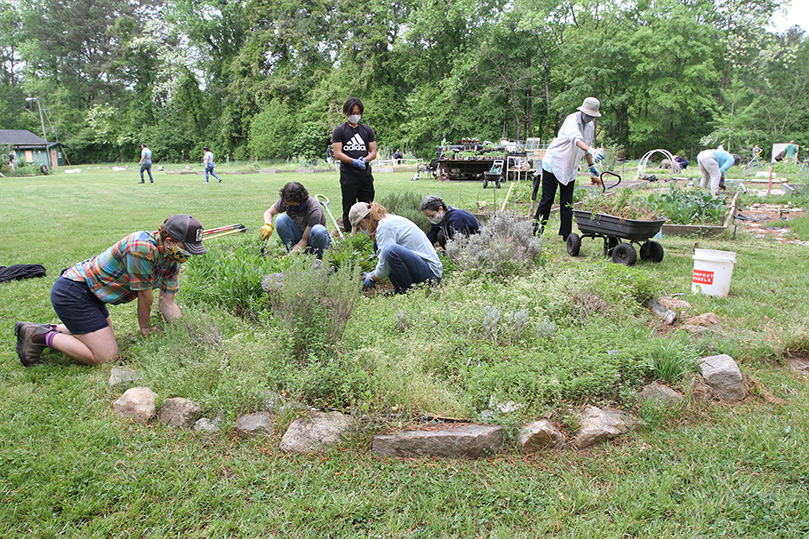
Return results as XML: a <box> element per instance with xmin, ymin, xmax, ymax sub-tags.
<box><xmin>693</xmin><ymin>269</ymin><xmax>714</xmax><ymax>285</ymax></box>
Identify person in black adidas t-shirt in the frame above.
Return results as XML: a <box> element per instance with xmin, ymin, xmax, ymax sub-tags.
<box><xmin>332</xmin><ymin>97</ymin><xmax>377</xmax><ymax>230</ymax></box>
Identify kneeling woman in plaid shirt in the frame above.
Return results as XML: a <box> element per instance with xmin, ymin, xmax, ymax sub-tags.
<box><xmin>14</xmin><ymin>214</ymin><xmax>207</xmax><ymax>366</ymax></box>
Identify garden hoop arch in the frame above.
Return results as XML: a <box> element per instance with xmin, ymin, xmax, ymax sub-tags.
<box><xmin>636</xmin><ymin>149</ymin><xmax>680</xmax><ymax>179</ymax></box>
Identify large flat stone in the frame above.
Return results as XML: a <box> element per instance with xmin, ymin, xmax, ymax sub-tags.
<box><xmin>373</xmin><ymin>424</ymin><xmax>503</xmax><ymax>458</ymax></box>
<box><xmin>159</xmin><ymin>397</ymin><xmax>202</xmax><ymax>427</ymax></box>
<box><xmin>235</xmin><ymin>412</ymin><xmax>273</xmax><ymax>436</ymax></box>
<box><xmin>699</xmin><ymin>354</ymin><xmax>744</xmax><ymax>402</ymax></box>
<box><xmin>280</xmin><ymin>411</ymin><xmax>356</xmax><ymax>454</ymax></box>
<box><xmin>638</xmin><ymin>382</ymin><xmax>684</xmax><ymax>406</ymax></box>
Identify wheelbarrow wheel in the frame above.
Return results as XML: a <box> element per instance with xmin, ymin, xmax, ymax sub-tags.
<box><xmin>566</xmin><ymin>233</ymin><xmax>581</xmax><ymax>257</ymax></box>
<box><xmin>495</xmin><ymin>177</ymin><xmax>501</xmax><ymax>189</ymax></box>
<box><xmin>640</xmin><ymin>240</ymin><xmax>664</xmax><ymax>263</ymax></box>
<box><xmin>612</xmin><ymin>243</ymin><xmax>637</xmax><ymax>266</ymax></box>
<box><xmin>483</xmin><ymin>178</ymin><xmax>489</xmax><ymax>189</ymax></box>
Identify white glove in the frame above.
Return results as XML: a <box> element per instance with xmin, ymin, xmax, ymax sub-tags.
<box><xmin>587</xmin><ymin>147</ymin><xmax>605</xmax><ymax>163</ymax></box>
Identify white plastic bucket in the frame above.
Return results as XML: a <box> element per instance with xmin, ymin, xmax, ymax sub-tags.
<box><xmin>692</xmin><ymin>249</ymin><xmax>736</xmax><ymax>297</ymax></box>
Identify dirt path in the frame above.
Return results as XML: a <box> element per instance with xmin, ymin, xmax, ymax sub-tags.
<box><xmin>735</xmin><ymin>201</ymin><xmax>808</xmax><ymax>246</ymax></box>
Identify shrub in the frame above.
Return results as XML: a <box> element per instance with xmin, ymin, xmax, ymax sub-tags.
<box><xmin>325</xmin><ymin>234</ymin><xmax>376</xmax><ymax>273</ymax></box>
<box><xmin>269</xmin><ymin>257</ymin><xmax>362</xmax><ymax>365</ymax></box>
<box><xmin>444</xmin><ymin>212</ymin><xmax>543</xmax><ymax>278</ymax></box>
<box><xmin>377</xmin><ymin>191</ymin><xmax>431</xmax><ymax>233</ymax></box>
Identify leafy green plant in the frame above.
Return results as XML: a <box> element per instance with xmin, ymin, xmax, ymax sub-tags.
<box><xmin>646</xmin><ymin>186</ymin><xmax>728</xmax><ymax>225</ymax></box>
<box><xmin>580</xmin><ymin>189</ymin><xmax>660</xmax><ymax>220</ymax></box>
<box><xmin>325</xmin><ymin>234</ymin><xmax>376</xmax><ymax>273</ymax></box>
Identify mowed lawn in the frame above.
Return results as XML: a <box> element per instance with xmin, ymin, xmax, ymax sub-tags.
<box><xmin>2</xmin><ymin>166</ymin><xmax>809</xmax><ymax>538</ymax></box>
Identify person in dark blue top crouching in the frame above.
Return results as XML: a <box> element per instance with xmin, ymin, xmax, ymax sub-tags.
<box><xmin>420</xmin><ymin>195</ymin><xmax>481</xmax><ymax>249</ymax></box>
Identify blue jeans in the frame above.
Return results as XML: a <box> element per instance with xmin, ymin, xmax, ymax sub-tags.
<box><xmin>275</xmin><ymin>214</ymin><xmax>331</xmax><ymax>257</ymax></box>
<box><xmin>378</xmin><ymin>244</ymin><xmax>439</xmax><ymax>293</ymax></box>
<box><xmin>205</xmin><ymin>165</ymin><xmax>219</xmax><ymax>182</ymax></box>
<box><xmin>140</xmin><ymin>164</ymin><xmax>153</xmax><ymax>182</ymax></box>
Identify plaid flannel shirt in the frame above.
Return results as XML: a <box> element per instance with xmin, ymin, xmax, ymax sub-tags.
<box><xmin>63</xmin><ymin>231</ymin><xmax>180</xmax><ymax>305</ymax></box>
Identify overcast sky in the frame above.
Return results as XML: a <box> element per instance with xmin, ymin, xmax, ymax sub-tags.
<box><xmin>769</xmin><ymin>2</ymin><xmax>809</xmax><ymax>33</ymax></box>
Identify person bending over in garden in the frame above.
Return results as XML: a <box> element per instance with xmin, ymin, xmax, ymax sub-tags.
<box><xmin>419</xmin><ymin>195</ymin><xmax>480</xmax><ymax>250</ymax></box>
<box><xmin>533</xmin><ymin>97</ymin><xmax>604</xmax><ymax>241</ymax></box>
<box><xmin>260</xmin><ymin>181</ymin><xmax>330</xmax><ymax>257</ymax></box>
<box><xmin>349</xmin><ymin>202</ymin><xmax>442</xmax><ymax>294</ymax></box>
<box><xmin>14</xmin><ymin>214</ymin><xmax>207</xmax><ymax>367</ymax></box>
<box><xmin>332</xmin><ymin>97</ymin><xmax>377</xmax><ymax>231</ymax></box>
<box><xmin>696</xmin><ymin>147</ymin><xmax>740</xmax><ymax>196</ymax></box>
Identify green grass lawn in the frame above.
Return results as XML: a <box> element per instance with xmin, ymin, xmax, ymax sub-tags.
<box><xmin>2</xmin><ymin>167</ymin><xmax>809</xmax><ymax>538</ymax></box>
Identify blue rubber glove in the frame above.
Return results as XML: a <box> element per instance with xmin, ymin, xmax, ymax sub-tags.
<box><xmin>363</xmin><ymin>272</ymin><xmax>376</xmax><ymax>288</ymax></box>
<box><xmin>353</xmin><ymin>158</ymin><xmax>366</xmax><ymax>170</ymax></box>
<box><xmin>589</xmin><ymin>165</ymin><xmax>599</xmax><ymax>176</ymax></box>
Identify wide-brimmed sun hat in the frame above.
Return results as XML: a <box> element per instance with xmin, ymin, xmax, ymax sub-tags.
<box><xmin>577</xmin><ymin>97</ymin><xmax>601</xmax><ymax>117</ymax></box>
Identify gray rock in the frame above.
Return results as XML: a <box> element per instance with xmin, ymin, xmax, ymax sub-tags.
<box><xmin>518</xmin><ymin>419</ymin><xmax>565</xmax><ymax>453</ymax></box>
<box><xmin>112</xmin><ymin>387</ymin><xmax>158</xmax><ymax>423</ymax></box>
<box><xmin>279</xmin><ymin>411</ymin><xmax>356</xmax><ymax>454</ymax></box>
<box><xmin>684</xmin><ymin>325</ymin><xmax>711</xmax><ymax>336</ymax></box>
<box><xmin>261</xmin><ymin>273</ymin><xmax>285</xmax><ymax>293</ymax></box>
<box><xmin>235</xmin><ymin>412</ymin><xmax>273</xmax><ymax>435</ymax></box>
<box><xmin>194</xmin><ymin>417</ymin><xmax>221</xmax><ymax>433</ymax></box>
<box><xmin>699</xmin><ymin>354</ymin><xmax>744</xmax><ymax>402</ymax></box>
<box><xmin>638</xmin><ymin>382</ymin><xmax>684</xmax><ymax>406</ymax></box>
<box><xmin>573</xmin><ymin>406</ymin><xmax>634</xmax><ymax>449</ymax></box>
<box><xmin>159</xmin><ymin>397</ymin><xmax>202</xmax><ymax>427</ymax></box>
<box><xmin>108</xmin><ymin>367</ymin><xmax>136</xmax><ymax>390</ymax></box>
<box><xmin>373</xmin><ymin>424</ymin><xmax>503</xmax><ymax>458</ymax></box>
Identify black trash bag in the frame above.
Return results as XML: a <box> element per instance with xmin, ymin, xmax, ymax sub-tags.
<box><xmin>0</xmin><ymin>264</ymin><xmax>46</xmax><ymax>283</ymax></box>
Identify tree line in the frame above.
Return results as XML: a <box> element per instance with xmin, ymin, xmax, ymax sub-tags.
<box><xmin>0</xmin><ymin>0</ymin><xmax>806</xmax><ymax>164</ymax></box>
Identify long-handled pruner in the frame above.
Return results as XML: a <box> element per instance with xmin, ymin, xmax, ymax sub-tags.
<box><xmin>315</xmin><ymin>194</ymin><xmax>345</xmax><ymax>240</ymax></box>
<box><xmin>203</xmin><ymin>223</ymin><xmax>245</xmax><ymax>235</ymax></box>
<box><xmin>204</xmin><ymin>227</ymin><xmax>248</xmax><ymax>240</ymax></box>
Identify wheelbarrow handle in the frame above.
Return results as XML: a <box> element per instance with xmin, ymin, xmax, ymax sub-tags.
<box><xmin>600</xmin><ymin>171</ymin><xmax>621</xmax><ymax>193</ymax></box>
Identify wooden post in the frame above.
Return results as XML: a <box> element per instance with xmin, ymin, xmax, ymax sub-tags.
<box><xmin>768</xmin><ymin>165</ymin><xmax>773</xmax><ymax>196</ymax></box>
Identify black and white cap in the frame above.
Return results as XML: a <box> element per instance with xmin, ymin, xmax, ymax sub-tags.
<box><xmin>163</xmin><ymin>214</ymin><xmax>207</xmax><ymax>255</ymax></box>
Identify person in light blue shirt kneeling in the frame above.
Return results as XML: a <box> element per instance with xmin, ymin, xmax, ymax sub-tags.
<box><xmin>349</xmin><ymin>202</ymin><xmax>442</xmax><ymax>294</ymax></box>
<box><xmin>697</xmin><ymin>148</ymin><xmax>740</xmax><ymax>196</ymax></box>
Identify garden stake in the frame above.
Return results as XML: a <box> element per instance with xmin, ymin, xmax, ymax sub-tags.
<box><xmin>315</xmin><ymin>193</ymin><xmax>345</xmax><ymax>240</ymax></box>
<box><xmin>500</xmin><ymin>182</ymin><xmax>515</xmax><ymax>212</ymax></box>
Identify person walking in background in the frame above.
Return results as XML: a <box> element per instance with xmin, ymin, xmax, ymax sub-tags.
<box><xmin>260</xmin><ymin>182</ymin><xmax>331</xmax><ymax>258</ymax></box>
<box><xmin>785</xmin><ymin>140</ymin><xmax>799</xmax><ymax>164</ymax></box>
<box><xmin>697</xmin><ymin>147</ymin><xmax>740</xmax><ymax>196</ymax></box>
<box><xmin>349</xmin><ymin>202</ymin><xmax>442</xmax><ymax>294</ymax></box>
<box><xmin>332</xmin><ymin>97</ymin><xmax>377</xmax><ymax>231</ymax></box>
<box><xmin>751</xmin><ymin>144</ymin><xmax>762</xmax><ymax>165</ymax></box>
<box><xmin>393</xmin><ymin>148</ymin><xmax>404</xmax><ymax>164</ymax></box>
<box><xmin>533</xmin><ymin>97</ymin><xmax>605</xmax><ymax>241</ymax></box>
<box><xmin>138</xmin><ymin>143</ymin><xmax>153</xmax><ymax>184</ymax></box>
<box><xmin>203</xmin><ymin>145</ymin><xmax>220</xmax><ymax>183</ymax></box>
<box><xmin>326</xmin><ymin>145</ymin><xmax>334</xmax><ymax>166</ymax></box>
<box><xmin>8</xmin><ymin>152</ymin><xmax>15</xmax><ymax>174</ymax></box>
<box><xmin>14</xmin><ymin>215</ymin><xmax>207</xmax><ymax>367</ymax></box>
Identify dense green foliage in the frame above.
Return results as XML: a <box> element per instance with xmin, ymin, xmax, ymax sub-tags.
<box><xmin>2</xmin><ymin>0</ymin><xmax>808</xmax><ymax>164</ymax></box>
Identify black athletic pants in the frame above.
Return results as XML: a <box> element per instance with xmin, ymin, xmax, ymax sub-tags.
<box><xmin>534</xmin><ymin>169</ymin><xmax>575</xmax><ymax>239</ymax></box>
<box><xmin>340</xmin><ymin>170</ymin><xmax>375</xmax><ymax>228</ymax></box>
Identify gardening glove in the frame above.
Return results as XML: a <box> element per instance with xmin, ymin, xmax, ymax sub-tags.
<box><xmin>587</xmin><ymin>147</ymin><xmax>605</xmax><ymax>163</ymax></box>
<box><xmin>362</xmin><ymin>272</ymin><xmax>376</xmax><ymax>289</ymax></box>
<box><xmin>353</xmin><ymin>158</ymin><xmax>367</xmax><ymax>170</ymax></box>
<box><xmin>260</xmin><ymin>223</ymin><xmax>274</xmax><ymax>240</ymax></box>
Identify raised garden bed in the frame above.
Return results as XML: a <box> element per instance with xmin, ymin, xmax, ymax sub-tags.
<box><xmin>661</xmin><ymin>192</ymin><xmax>739</xmax><ymax>237</ymax></box>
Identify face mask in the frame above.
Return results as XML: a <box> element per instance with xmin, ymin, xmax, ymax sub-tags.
<box><xmin>429</xmin><ymin>211</ymin><xmax>445</xmax><ymax>225</ymax></box>
<box><xmin>287</xmin><ymin>201</ymin><xmax>309</xmax><ymax>214</ymax></box>
<box><xmin>348</xmin><ymin>114</ymin><xmax>361</xmax><ymax>124</ymax></box>
<box><xmin>581</xmin><ymin>113</ymin><xmax>594</xmax><ymax>124</ymax></box>
<box><xmin>165</xmin><ymin>241</ymin><xmax>192</xmax><ymax>263</ymax></box>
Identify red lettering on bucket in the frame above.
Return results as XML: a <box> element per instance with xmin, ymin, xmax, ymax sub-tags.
<box><xmin>693</xmin><ymin>269</ymin><xmax>714</xmax><ymax>285</ymax></box>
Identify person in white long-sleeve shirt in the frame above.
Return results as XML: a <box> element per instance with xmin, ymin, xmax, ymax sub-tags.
<box><xmin>348</xmin><ymin>202</ymin><xmax>442</xmax><ymax>294</ymax></box>
<box><xmin>533</xmin><ymin>97</ymin><xmax>605</xmax><ymax>240</ymax></box>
